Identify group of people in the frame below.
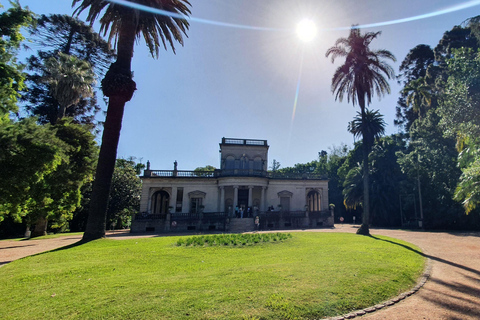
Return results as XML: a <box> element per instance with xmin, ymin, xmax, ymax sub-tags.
<box><xmin>234</xmin><ymin>206</ymin><xmax>254</xmax><ymax>219</ymax></box>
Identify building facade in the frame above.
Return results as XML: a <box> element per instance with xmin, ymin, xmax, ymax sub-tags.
<box><xmin>132</xmin><ymin>138</ymin><xmax>333</xmax><ymax>233</ymax></box>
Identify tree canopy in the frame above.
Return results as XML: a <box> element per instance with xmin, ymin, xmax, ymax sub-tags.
<box><xmin>0</xmin><ymin>1</ymin><xmax>34</xmax><ymax>113</ymax></box>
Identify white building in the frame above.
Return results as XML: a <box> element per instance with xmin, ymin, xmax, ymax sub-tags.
<box><xmin>132</xmin><ymin>138</ymin><xmax>333</xmax><ymax>233</ymax></box>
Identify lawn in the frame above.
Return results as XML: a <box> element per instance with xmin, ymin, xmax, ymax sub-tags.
<box><xmin>0</xmin><ymin>232</ymin><xmax>425</xmax><ymax>319</ymax></box>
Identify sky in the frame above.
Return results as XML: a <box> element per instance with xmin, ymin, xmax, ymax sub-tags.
<box><xmin>11</xmin><ymin>0</ymin><xmax>480</xmax><ymax>171</ymax></box>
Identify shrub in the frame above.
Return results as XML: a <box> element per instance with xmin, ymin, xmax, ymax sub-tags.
<box><xmin>177</xmin><ymin>233</ymin><xmax>292</xmax><ymax>247</ymax></box>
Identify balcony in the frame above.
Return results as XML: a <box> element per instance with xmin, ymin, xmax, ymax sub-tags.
<box><xmin>143</xmin><ymin>169</ymin><xmax>327</xmax><ymax>180</ymax></box>
<box><xmin>221</xmin><ymin>137</ymin><xmax>268</xmax><ymax>146</ymax></box>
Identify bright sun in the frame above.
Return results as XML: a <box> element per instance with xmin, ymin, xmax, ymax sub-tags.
<box><xmin>296</xmin><ymin>19</ymin><xmax>317</xmax><ymax>42</ymax></box>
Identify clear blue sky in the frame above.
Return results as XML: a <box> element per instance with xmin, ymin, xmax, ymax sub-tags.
<box><xmin>12</xmin><ymin>0</ymin><xmax>480</xmax><ymax>170</ymax></box>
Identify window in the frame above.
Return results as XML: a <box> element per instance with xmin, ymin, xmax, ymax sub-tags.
<box><xmin>176</xmin><ymin>188</ymin><xmax>183</xmax><ymax>212</ymax></box>
<box><xmin>190</xmin><ymin>197</ymin><xmax>203</xmax><ymax>213</ymax></box>
<box><xmin>278</xmin><ymin>190</ymin><xmax>293</xmax><ymax>212</ymax></box>
<box><xmin>307</xmin><ymin>190</ymin><xmax>321</xmax><ymax>212</ymax></box>
<box><xmin>188</xmin><ymin>190</ymin><xmax>206</xmax><ymax>213</ymax></box>
<box><xmin>151</xmin><ymin>190</ymin><xmax>170</xmax><ymax>215</ymax></box>
<box><xmin>253</xmin><ymin>157</ymin><xmax>262</xmax><ymax>170</ymax></box>
<box><xmin>225</xmin><ymin>156</ymin><xmax>235</xmax><ymax>170</ymax></box>
<box><xmin>280</xmin><ymin>197</ymin><xmax>290</xmax><ymax>212</ymax></box>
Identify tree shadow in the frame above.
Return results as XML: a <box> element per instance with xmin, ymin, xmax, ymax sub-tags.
<box><xmin>25</xmin><ymin>240</ymin><xmax>86</xmax><ymax>259</ymax></box>
<box><xmin>0</xmin><ymin>244</ymin><xmax>35</xmax><ymax>250</ymax></box>
<box><xmin>446</xmin><ymin>231</ymin><xmax>480</xmax><ymax>238</ymax></box>
<box><xmin>420</xmin><ymin>277</ymin><xmax>480</xmax><ymax>320</ymax></box>
<box><xmin>369</xmin><ymin>235</ymin><xmax>480</xmax><ymax>277</ymax></box>
<box><xmin>428</xmin><ymin>277</ymin><xmax>480</xmax><ymax>299</ymax></box>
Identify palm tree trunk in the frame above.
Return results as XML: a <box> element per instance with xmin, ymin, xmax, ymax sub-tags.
<box><xmin>82</xmin><ymin>17</ymin><xmax>136</xmax><ymax>242</ymax></box>
<box><xmin>357</xmin><ymin>100</ymin><xmax>370</xmax><ymax>236</ymax></box>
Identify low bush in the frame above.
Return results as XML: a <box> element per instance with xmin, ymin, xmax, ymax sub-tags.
<box><xmin>177</xmin><ymin>232</ymin><xmax>292</xmax><ymax>247</ymax></box>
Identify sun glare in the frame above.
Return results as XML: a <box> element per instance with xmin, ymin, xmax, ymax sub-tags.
<box><xmin>296</xmin><ymin>19</ymin><xmax>317</xmax><ymax>42</ymax></box>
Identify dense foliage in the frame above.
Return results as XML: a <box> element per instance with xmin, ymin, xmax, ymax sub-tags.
<box><xmin>280</xmin><ymin>21</ymin><xmax>480</xmax><ymax>230</ymax></box>
<box><xmin>0</xmin><ymin>4</ymin><xmax>141</xmax><ymax>238</ymax></box>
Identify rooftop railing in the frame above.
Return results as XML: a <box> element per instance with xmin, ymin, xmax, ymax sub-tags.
<box><xmin>143</xmin><ymin>169</ymin><xmax>327</xmax><ymax>180</ymax></box>
<box><xmin>221</xmin><ymin>137</ymin><xmax>268</xmax><ymax>146</ymax></box>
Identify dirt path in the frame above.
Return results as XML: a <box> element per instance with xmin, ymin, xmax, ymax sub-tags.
<box><xmin>1</xmin><ymin>226</ymin><xmax>479</xmax><ymax>319</ymax></box>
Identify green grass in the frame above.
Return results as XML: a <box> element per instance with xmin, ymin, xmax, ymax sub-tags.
<box><xmin>0</xmin><ymin>232</ymin><xmax>425</xmax><ymax>319</ymax></box>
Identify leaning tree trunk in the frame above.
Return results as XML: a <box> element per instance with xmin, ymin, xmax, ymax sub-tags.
<box><xmin>357</xmin><ymin>100</ymin><xmax>370</xmax><ymax>236</ymax></box>
<box><xmin>82</xmin><ymin>17</ymin><xmax>137</xmax><ymax>242</ymax></box>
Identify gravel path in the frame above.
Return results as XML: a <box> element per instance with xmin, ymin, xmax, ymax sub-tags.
<box><xmin>1</xmin><ymin>226</ymin><xmax>479</xmax><ymax>319</ymax></box>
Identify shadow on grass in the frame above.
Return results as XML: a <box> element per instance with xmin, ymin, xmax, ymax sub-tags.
<box><xmin>369</xmin><ymin>235</ymin><xmax>480</xmax><ymax>277</ymax></box>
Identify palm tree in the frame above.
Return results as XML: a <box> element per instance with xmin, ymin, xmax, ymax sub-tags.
<box><xmin>72</xmin><ymin>0</ymin><xmax>191</xmax><ymax>241</ymax></box>
<box><xmin>44</xmin><ymin>52</ymin><xmax>96</xmax><ymax>122</ymax></box>
<box><xmin>348</xmin><ymin>108</ymin><xmax>386</xmax><ymax>149</ymax></box>
<box><xmin>402</xmin><ymin>77</ymin><xmax>432</xmax><ymax>118</ymax></box>
<box><xmin>326</xmin><ymin>27</ymin><xmax>395</xmax><ymax>235</ymax></box>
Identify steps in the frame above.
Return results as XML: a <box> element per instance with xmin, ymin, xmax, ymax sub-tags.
<box><xmin>229</xmin><ymin>218</ymin><xmax>255</xmax><ymax>233</ymax></box>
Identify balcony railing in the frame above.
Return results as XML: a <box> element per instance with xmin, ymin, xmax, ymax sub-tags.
<box><xmin>221</xmin><ymin>138</ymin><xmax>268</xmax><ymax>146</ymax></box>
<box><xmin>143</xmin><ymin>169</ymin><xmax>327</xmax><ymax>180</ymax></box>
<box><xmin>135</xmin><ymin>210</ymin><xmax>331</xmax><ymax>221</ymax></box>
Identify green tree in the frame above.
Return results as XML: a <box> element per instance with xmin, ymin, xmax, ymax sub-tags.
<box><xmin>270</xmin><ymin>159</ymin><xmax>281</xmax><ymax>172</ymax></box>
<box><xmin>29</xmin><ymin>119</ymin><xmax>97</xmax><ymax>237</ymax></box>
<box><xmin>342</xmin><ymin>136</ymin><xmax>406</xmax><ymax>228</ymax></box>
<box><xmin>0</xmin><ymin>1</ymin><xmax>34</xmax><ymax>114</ymax></box>
<box><xmin>22</xmin><ymin>14</ymin><xmax>114</xmax><ymax>125</ymax></box>
<box><xmin>106</xmin><ymin>159</ymin><xmax>142</xmax><ymax>229</ymax></box>
<box><xmin>0</xmin><ymin>117</ymin><xmax>64</xmax><ymax>224</ymax></box>
<box><xmin>437</xmin><ymin>48</ymin><xmax>480</xmax><ymax>214</ymax></box>
<box><xmin>73</xmin><ymin>0</ymin><xmax>191</xmax><ymax>241</ymax></box>
<box><xmin>397</xmin><ymin>111</ymin><xmax>463</xmax><ymax>229</ymax></box>
<box><xmin>326</xmin><ymin>27</ymin><xmax>396</xmax><ymax>235</ymax></box>
<box><xmin>348</xmin><ymin>109</ymin><xmax>386</xmax><ymax>149</ymax></box>
<box><xmin>43</xmin><ymin>52</ymin><xmax>95</xmax><ymax>122</ymax></box>
<box><xmin>395</xmin><ymin>45</ymin><xmax>435</xmax><ymax>132</ymax></box>
<box><xmin>401</xmin><ymin>78</ymin><xmax>432</xmax><ymax>119</ymax></box>
<box><xmin>193</xmin><ymin>165</ymin><xmax>216</xmax><ymax>177</ymax></box>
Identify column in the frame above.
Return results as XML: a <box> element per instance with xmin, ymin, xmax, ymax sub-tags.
<box><xmin>219</xmin><ymin>186</ymin><xmax>225</xmax><ymax>213</ymax></box>
<box><xmin>233</xmin><ymin>185</ymin><xmax>239</xmax><ymax>210</ymax></box>
<box><xmin>170</xmin><ymin>187</ymin><xmax>177</xmax><ymax>213</ymax></box>
<box><xmin>146</xmin><ymin>188</ymin><xmax>153</xmax><ymax>213</ymax></box>
<box><xmin>260</xmin><ymin>187</ymin><xmax>266</xmax><ymax>212</ymax></box>
<box><xmin>248</xmin><ymin>186</ymin><xmax>253</xmax><ymax>208</ymax></box>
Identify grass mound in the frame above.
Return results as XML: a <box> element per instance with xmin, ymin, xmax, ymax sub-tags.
<box><xmin>0</xmin><ymin>232</ymin><xmax>425</xmax><ymax>319</ymax></box>
<box><xmin>176</xmin><ymin>232</ymin><xmax>292</xmax><ymax>246</ymax></box>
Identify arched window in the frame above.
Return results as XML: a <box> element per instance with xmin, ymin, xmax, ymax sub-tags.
<box><xmin>151</xmin><ymin>190</ymin><xmax>170</xmax><ymax>215</ymax></box>
<box><xmin>225</xmin><ymin>156</ymin><xmax>235</xmax><ymax>170</ymax></box>
<box><xmin>253</xmin><ymin>157</ymin><xmax>263</xmax><ymax>170</ymax></box>
<box><xmin>307</xmin><ymin>190</ymin><xmax>321</xmax><ymax>212</ymax></box>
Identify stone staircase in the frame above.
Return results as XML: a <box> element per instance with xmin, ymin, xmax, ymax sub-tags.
<box><xmin>229</xmin><ymin>218</ymin><xmax>255</xmax><ymax>233</ymax></box>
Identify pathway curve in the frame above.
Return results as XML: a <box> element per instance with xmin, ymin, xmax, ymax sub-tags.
<box><xmin>1</xmin><ymin>226</ymin><xmax>479</xmax><ymax>319</ymax></box>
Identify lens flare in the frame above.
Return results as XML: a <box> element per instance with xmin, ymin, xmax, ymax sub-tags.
<box><xmin>296</xmin><ymin>19</ymin><xmax>317</xmax><ymax>42</ymax></box>
<box><xmin>106</xmin><ymin>0</ymin><xmax>480</xmax><ymax>32</ymax></box>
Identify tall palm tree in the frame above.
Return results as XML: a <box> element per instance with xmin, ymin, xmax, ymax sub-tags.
<box><xmin>326</xmin><ymin>27</ymin><xmax>395</xmax><ymax>235</ymax></box>
<box><xmin>72</xmin><ymin>0</ymin><xmax>191</xmax><ymax>241</ymax></box>
<box><xmin>402</xmin><ymin>77</ymin><xmax>432</xmax><ymax>118</ymax></box>
<box><xmin>44</xmin><ymin>52</ymin><xmax>96</xmax><ymax>122</ymax></box>
<box><xmin>346</xmin><ymin>109</ymin><xmax>386</xmax><ymax>225</ymax></box>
